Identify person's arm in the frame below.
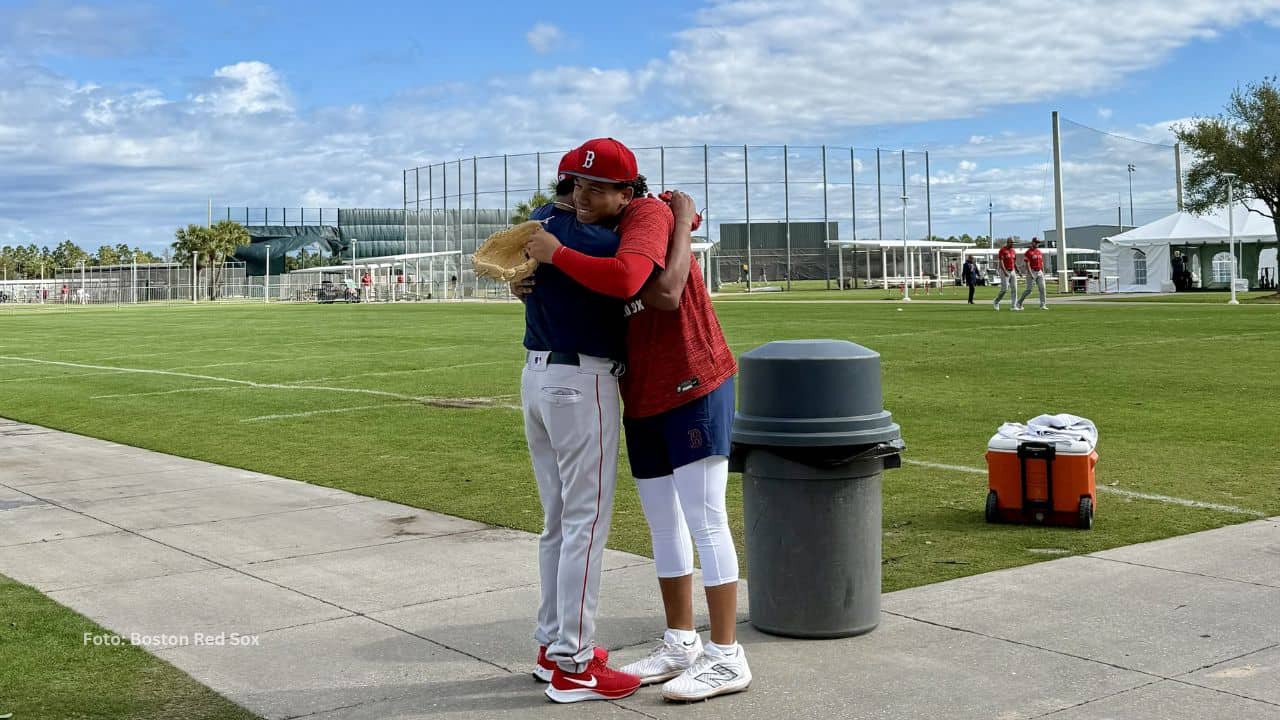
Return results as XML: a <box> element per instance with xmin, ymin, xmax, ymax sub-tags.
<box><xmin>547</xmin><ymin>247</ymin><xmax>654</xmax><ymax>299</ymax></box>
<box><xmin>638</xmin><ymin>191</ymin><xmax>696</xmax><ymax>311</ymax></box>
<box><xmin>526</xmin><ymin>198</ymin><xmax>672</xmax><ymax>299</ymax></box>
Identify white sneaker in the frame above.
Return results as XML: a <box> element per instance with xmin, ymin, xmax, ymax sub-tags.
<box><xmin>620</xmin><ymin>635</ymin><xmax>702</xmax><ymax>685</ymax></box>
<box><xmin>1040</xmin><ymin>304</ymin><xmax>1049</xmax><ymax>310</ymax></box>
<box><xmin>661</xmin><ymin>643</ymin><xmax>751</xmax><ymax>702</ymax></box>
<box><xmin>992</xmin><ymin>299</ymin><xmax>1000</xmax><ymax>311</ymax></box>
<box><xmin>1013</xmin><ymin>304</ymin><xmax>1024</xmax><ymax>311</ymax></box>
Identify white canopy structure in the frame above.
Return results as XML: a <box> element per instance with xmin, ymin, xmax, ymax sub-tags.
<box><xmin>826</xmin><ymin>239</ymin><xmax>976</xmax><ymax>289</ymax></box>
<box><xmin>1101</xmin><ymin>200</ymin><xmax>1277</xmax><ymax>292</ymax></box>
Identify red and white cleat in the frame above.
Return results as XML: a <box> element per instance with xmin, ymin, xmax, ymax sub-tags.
<box><xmin>544</xmin><ymin>655</ymin><xmax>640</xmax><ymax>703</ymax></box>
<box><xmin>533</xmin><ymin>645</ymin><xmax>608</xmax><ymax>683</ymax></box>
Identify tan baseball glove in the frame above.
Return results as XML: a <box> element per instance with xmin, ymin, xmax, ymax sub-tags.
<box><xmin>474</xmin><ymin>221</ymin><xmax>541</xmax><ymax>282</ymax></box>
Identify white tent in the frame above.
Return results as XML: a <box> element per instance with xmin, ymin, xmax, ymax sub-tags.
<box><xmin>1100</xmin><ymin>200</ymin><xmax>1277</xmax><ymax>293</ymax></box>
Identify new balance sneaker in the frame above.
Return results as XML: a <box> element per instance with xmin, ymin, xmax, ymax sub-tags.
<box><xmin>533</xmin><ymin>645</ymin><xmax>608</xmax><ymax>683</ymax></box>
<box><xmin>620</xmin><ymin>634</ymin><xmax>703</xmax><ymax>685</ymax></box>
<box><xmin>661</xmin><ymin>643</ymin><xmax>752</xmax><ymax>702</ymax></box>
<box><xmin>545</xmin><ymin>656</ymin><xmax>640</xmax><ymax>703</ymax></box>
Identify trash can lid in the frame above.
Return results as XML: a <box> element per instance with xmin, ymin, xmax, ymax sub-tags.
<box><xmin>732</xmin><ymin>340</ymin><xmax>902</xmax><ymax>448</ymax></box>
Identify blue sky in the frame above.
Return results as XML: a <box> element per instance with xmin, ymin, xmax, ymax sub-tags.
<box><xmin>2</xmin><ymin>0</ymin><xmax>1278</xmax><ymax>252</ymax></box>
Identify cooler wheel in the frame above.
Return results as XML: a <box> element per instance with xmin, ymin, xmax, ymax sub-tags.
<box><xmin>985</xmin><ymin>490</ymin><xmax>1000</xmax><ymax>524</ymax></box>
<box><xmin>1078</xmin><ymin>496</ymin><xmax>1094</xmax><ymax>530</ymax></box>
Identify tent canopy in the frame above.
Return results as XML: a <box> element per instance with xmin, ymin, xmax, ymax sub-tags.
<box><xmin>1100</xmin><ymin>200</ymin><xmax>1277</xmax><ymax>293</ymax></box>
<box><xmin>1105</xmin><ymin>199</ymin><xmax>1277</xmax><ymax>246</ymax></box>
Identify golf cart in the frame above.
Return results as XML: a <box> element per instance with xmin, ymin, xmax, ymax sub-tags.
<box><xmin>314</xmin><ymin>271</ymin><xmax>359</xmax><ymax>303</ymax></box>
<box><xmin>1070</xmin><ymin>261</ymin><xmax>1101</xmax><ymax>293</ymax></box>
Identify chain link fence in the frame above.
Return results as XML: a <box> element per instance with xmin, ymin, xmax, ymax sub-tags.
<box><xmin>404</xmin><ymin>145</ymin><xmax>933</xmax><ymax>292</ymax></box>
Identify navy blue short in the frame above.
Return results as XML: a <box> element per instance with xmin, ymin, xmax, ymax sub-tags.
<box><xmin>624</xmin><ymin>377</ymin><xmax>735</xmax><ymax>480</ymax></box>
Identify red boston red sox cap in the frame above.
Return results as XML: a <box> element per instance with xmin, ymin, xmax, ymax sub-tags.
<box><xmin>561</xmin><ymin>137</ymin><xmax>638</xmax><ymax>184</ymax></box>
<box><xmin>556</xmin><ymin>147</ymin><xmax>581</xmax><ymax>180</ymax></box>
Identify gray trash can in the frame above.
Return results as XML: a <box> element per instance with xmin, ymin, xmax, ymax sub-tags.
<box><xmin>730</xmin><ymin>340</ymin><xmax>904</xmax><ymax>638</ymax></box>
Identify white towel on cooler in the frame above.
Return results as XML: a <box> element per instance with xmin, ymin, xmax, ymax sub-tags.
<box><xmin>996</xmin><ymin>414</ymin><xmax>1098</xmax><ymax>450</ymax></box>
<box><xmin>1027</xmin><ymin>413</ymin><xmax>1098</xmax><ymax>447</ymax></box>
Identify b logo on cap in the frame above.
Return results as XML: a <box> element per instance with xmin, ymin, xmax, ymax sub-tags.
<box><xmin>583</xmin><ymin>150</ymin><xmax>595</xmax><ymax>169</ymax></box>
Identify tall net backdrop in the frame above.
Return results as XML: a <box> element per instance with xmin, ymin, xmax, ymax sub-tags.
<box><xmin>1057</xmin><ymin>118</ymin><xmax>1181</xmax><ymax>231</ymax></box>
<box><xmin>403</xmin><ymin>146</ymin><xmax>933</xmax><ymax>293</ymax></box>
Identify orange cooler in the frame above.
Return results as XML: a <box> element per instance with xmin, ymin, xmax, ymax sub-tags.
<box><xmin>985</xmin><ymin>436</ymin><xmax>1097</xmax><ymax>529</ymax></box>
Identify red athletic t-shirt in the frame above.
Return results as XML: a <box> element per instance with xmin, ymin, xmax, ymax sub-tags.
<box><xmin>998</xmin><ymin>246</ymin><xmax>1016</xmax><ymax>270</ymax></box>
<box><xmin>1025</xmin><ymin>247</ymin><xmax>1044</xmax><ymax>272</ymax></box>
<box><xmin>614</xmin><ymin>198</ymin><xmax>737</xmax><ymax>419</ymax></box>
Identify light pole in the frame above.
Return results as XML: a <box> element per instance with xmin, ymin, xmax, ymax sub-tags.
<box><xmin>1224</xmin><ymin>172</ymin><xmax>1238</xmax><ymax>305</ymax></box>
<box><xmin>350</xmin><ymin>237</ymin><xmax>358</xmax><ymax>299</ymax></box>
<box><xmin>264</xmin><ymin>243</ymin><xmax>271</xmax><ymax>303</ymax></box>
<box><xmin>901</xmin><ymin>192</ymin><xmax>911</xmax><ymax>302</ymax></box>
<box><xmin>1126</xmin><ymin>163</ymin><xmax>1136</xmax><ymax>227</ymax></box>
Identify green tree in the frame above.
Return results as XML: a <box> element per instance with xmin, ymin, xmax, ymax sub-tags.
<box><xmin>51</xmin><ymin>239</ymin><xmax>89</xmax><ymax>271</ymax></box>
<box><xmin>1176</xmin><ymin>77</ymin><xmax>1280</xmax><ymax>258</ymax></box>
<box><xmin>12</xmin><ymin>245</ymin><xmax>39</xmax><ymax>278</ymax></box>
<box><xmin>509</xmin><ymin>180</ymin><xmax>562</xmax><ymax>224</ymax></box>
<box><xmin>115</xmin><ymin>244</ymin><xmax>134</xmax><ymax>263</ymax></box>
<box><xmin>172</xmin><ymin>221</ymin><xmax>250</xmax><ymax>299</ymax></box>
<box><xmin>95</xmin><ymin>245</ymin><xmax>120</xmax><ymax>266</ymax></box>
<box><xmin>0</xmin><ymin>246</ymin><xmax>16</xmax><ymax>280</ymax></box>
<box><xmin>133</xmin><ymin>247</ymin><xmax>163</xmax><ymax>264</ymax></box>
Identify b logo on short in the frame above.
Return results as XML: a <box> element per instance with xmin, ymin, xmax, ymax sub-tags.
<box><xmin>688</xmin><ymin>429</ymin><xmax>704</xmax><ymax>449</ymax></box>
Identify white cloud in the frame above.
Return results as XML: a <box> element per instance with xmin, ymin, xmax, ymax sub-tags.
<box><xmin>526</xmin><ymin>22</ymin><xmax>564</xmax><ymax>54</ymax></box>
<box><xmin>1</xmin><ymin>0</ymin><xmax>1275</xmax><ymax>249</ymax></box>
<box><xmin>1098</xmin><ymin>107</ymin><xmax>1113</xmax><ymax>120</ymax></box>
<box><xmin>0</xmin><ymin>1</ymin><xmax>162</xmax><ymax>58</ymax></box>
<box><xmin>657</xmin><ymin>0</ymin><xmax>1280</xmax><ymax>134</ymax></box>
<box><xmin>194</xmin><ymin>62</ymin><xmax>292</xmax><ymax>115</ymax></box>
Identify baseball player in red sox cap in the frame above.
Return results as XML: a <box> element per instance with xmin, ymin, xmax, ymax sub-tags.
<box><xmin>518</xmin><ymin>147</ymin><xmax>638</xmax><ymax>703</ymax></box>
<box><xmin>1016</xmin><ymin>237</ymin><xmax>1049</xmax><ymax>310</ymax></box>
<box><xmin>527</xmin><ymin>138</ymin><xmax>751</xmax><ymax>703</ymax></box>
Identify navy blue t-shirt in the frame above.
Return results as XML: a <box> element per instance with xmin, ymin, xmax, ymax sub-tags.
<box><xmin>523</xmin><ymin>204</ymin><xmax>625</xmax><ymax>362</ymax></box>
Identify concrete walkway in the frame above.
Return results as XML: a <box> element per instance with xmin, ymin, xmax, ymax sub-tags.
<box><xmin>1</xmin><ymin>416</ymin><xmax>1277</xmax><ymax>720</ymax></box>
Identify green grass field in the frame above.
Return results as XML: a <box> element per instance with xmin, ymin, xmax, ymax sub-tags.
<box><xmin>1086</xmin><ymin>290</ymin><xmax>1278</xmax><ymax>303</ymax></box>
<box><xmin>0</xmin><ymin>573</ymin><xmax>257</xmax><ymax>720</ymax></box>
<box><xmin>2</xmin><ymin>299</ymin><xmax>1276</xmax><ymax>593</ymax></box>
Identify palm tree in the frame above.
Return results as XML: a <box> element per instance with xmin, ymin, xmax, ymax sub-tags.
<box><xmin>509</xmin><ymin>180</ymin><xmax>563</xmax><ymax>224</ymax></box>
<box><xmin>172</xmin><ymin>221</ymin><xmax>249</xmax><ymax>299</ymax></box>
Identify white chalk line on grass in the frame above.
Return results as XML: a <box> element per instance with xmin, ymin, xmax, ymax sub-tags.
<box><xmin>243</xmin><ymin>394</ymin><xmax>523</xmax><ymax>422</ymax></box>
<box><xmin>904</xmin><ymin>459</ymin><xmax>1267</xmax><ymax>517</ymax></box>
<box><xmin>173</xmin><ymin>345</ymin><xmax>462</xmax><ymax>371</ymax></box>
<box><xmin>0</xmin><ymin>355</ymin><xmax>506</xmax><ymax>407</ymax></box>
<box><xmin>91</xmin><ymin>386</ymin><xmax>240</xmax><ymax>400</ymax></box>
<box><xmin>0</xmin><ymin>370</ymin><xmax>133</xmax><ymax>384</ymax></box>
<box><xmin>1</xmin><ymin>355</ymin><xmax>523</xmax><ymax>420</ymax></box>
<box><xmin>285</xmin><ymin>360</ymin><xmax>513</xmax><ymax>385</ymax></box>
<box><xmin>1024</xmin><ymin>330</ymin><xmax>1274</xmax><ymax>353</ymax></box>
<box><xmin>241</xmin><ymin>403</ymin><xmax>415</xmax><ymax>423</ymax></box>
<box><xmin>95</xmin><ymin>337</ymin><xmax>338</xmax><ymax>362</ymax></box>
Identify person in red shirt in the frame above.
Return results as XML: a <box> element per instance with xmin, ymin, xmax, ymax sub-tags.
<box><xmin>992</xmin><ymin>238</ymin><xmax>1018</xmax><ymax>310</ymax></box>
<box><xmin>526</xmin><ymin>137</ymin><xmax>750</xmax><ymax>703</ymax></box>
<box><xmin>359</xmin><ymin>270</ymin><xmax>372</xmax><ymax>301</ymax></box>
<box><xmin>1016</xmin><ymin>237</ymin><xmax>1048</xmax><ymax>310</ymax></box>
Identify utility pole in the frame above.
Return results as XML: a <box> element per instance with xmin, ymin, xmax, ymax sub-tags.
<box><xmin>1052</xmin><ymin>111</ymin><xmax>1068</xmax><ymax>291</ymax></box>
<box><xmin>1126</xmin><ymin>163</ymin><xmax>1136</xmax><ymax>227</ymax></box>
<box><xmin>1225</xmin><ymin>173</ymin><xmax>1239</xmax><ymax>305</ymax></box>
<box><xmin>988</xmin><ymin>197</ymin><xmax>994</xmax><ymax>249</ymax></box>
